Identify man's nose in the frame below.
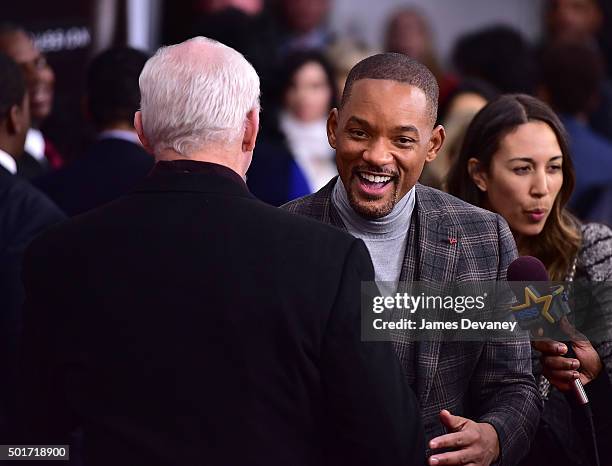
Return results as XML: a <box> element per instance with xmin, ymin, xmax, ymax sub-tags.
<box><xmin>362</xmin><ymin>139</ymin><xmax>393</xmax><ymax>167</ymax></box>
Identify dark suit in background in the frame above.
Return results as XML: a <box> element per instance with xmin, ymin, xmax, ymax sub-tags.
<box><xmin>34</xmin><ymin>136</ymin><xmax>153</xmax><ymax>216</ymax></box>
<box><xmin>16</xmin><ymin>151</ymin><xmax>48</xmax><ymax>179</ymax></box>
<box><xmin>246</xmin><ymin>138</ymin><xmax>311</xmax><ymax>206</ymax></box>
<box><xmin>16</xmin><ymin>160</ymin><xmax>424</xmax><ymax>466</ymax></box>
<box><xmin>0</xmin><ymin>169</ymin><xmax>65</xmax><ymax>440</ymax></box>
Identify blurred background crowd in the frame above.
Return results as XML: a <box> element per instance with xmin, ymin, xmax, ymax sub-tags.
<box><xmin>2</xmin><ymin>0</ymin><xmax>612</xmax><ymax>223</ymax></box>
<box><xmin>2</xmin><ymin>1</ymin><xmax>612</xmax><ymax>460</ymax></box>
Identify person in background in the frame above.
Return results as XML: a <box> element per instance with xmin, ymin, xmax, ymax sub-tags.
<box><xmin>278</xmin><ymin>51</ymin><xmax>338</xmax><ymax>193</ymax></box>
<box><xmin>539</xmin><ymin>40</ymin><xmax>612</xmax><ymax>224</ymax></box>
<box><xmin>544</xmin><ymin>0</ymin><xmax>603</xmax><ymax>44</ymax></box>
<box><xmin>0</xmin><ymin>23</ymin><xmax>63</xmax><ymax>178</ymax></box>
<box><xmin>578</xmin><ymin>184</ymin><xmax>612</xmax><ymax>225</ymax></box>
<box><xmin>0</xmin><ymin>52</ymin><xmax>65</xmax><ymax>441</ymax></box>
<box><xmin>190</xmin><ymin>0</ymin><xmax>278</xmax><ymax>107</ymax></box>
<box><xmin>34</xmin><ymin>47</ymin><xmax>153</xmax><ymax>216</ymax></box>
<box><xmin>452</xmin><ymin>25</ymin><xmax>537</xmax><ymax>96</ymax></box>
<box><xmin>420</xmin><ymin>78</ymin><xmax>498</xmax><ymax>190</ymax></box>
<box><xmin>543</xmin><ymin>0</ymin><xmax>612</xmax><ymax>143</ymax></box>
<box><xmin>325</xmin><ymin>38</ymin><xmax>376</xmax><ymax>96</ymax></box>
<box><xmin>447</xmin><ymin>93</ymin><xmax>612</xmax><ymax>466</ymax></box>
<box><xmin>273</xmin><ymin>0</ymin><xmax>333</xmax><ymax>56</ymax></box>
<box><xmin>183</xmin><ymin>0</ymin><xmax>331</xmax><ymax>112</ymax></box>
<box><xmin>197</xmin><ymin>0</ymin><xmax>262</xmax><ymax>15</ymax></box>
<box><xmin>248</xmin><ymin>51</ymin><xmax>338</xmax><ymax>203</ymax></box>
<box><xmin>384</xmin><ymin>6</ymin><xmax>457</xmax><ymax>106</ymax></box>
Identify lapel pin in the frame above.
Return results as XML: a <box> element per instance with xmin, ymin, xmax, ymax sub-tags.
<box><xmin>449</xmin><ymin>237</ymin><xmax>457</xmax><ymax>245</ymax></box>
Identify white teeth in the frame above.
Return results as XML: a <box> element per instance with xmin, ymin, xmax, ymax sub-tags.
<box><xmin>361</xmin><ymin>173</ymin><xmax>391</xmax><ymax>183</ymax></box>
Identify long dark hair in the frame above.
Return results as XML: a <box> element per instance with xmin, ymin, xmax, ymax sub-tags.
<box><xmin>447</xmin><ymin>94</ymin><xmax>581</xmax><ymax>280</ymax></box>
<box><xmin>278</xmin><ymin>50</ymin><xmax>338</xmax><ymax>110</ymax></box>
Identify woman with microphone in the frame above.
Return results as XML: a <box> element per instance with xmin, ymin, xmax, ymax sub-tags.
<box><xmin>446</xmin><ymin>94</ymin><xmax>612</xmax><ymax>465</ymax></box>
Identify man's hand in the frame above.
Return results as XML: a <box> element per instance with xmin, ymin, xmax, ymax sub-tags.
<box><xmin>532</xmin><ymin>317</ymin><xmax>602</xmax><ymax>391</ymax></box>
<box><xmin>428</xmin><ymin>410</ymin><xmax>499</xmax><ymax>465</ymax></box>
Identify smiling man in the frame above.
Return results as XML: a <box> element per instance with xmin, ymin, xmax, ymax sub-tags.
<box><xmin>283</xmin><ymin>53</ymin><xmax>542</xmax><ymax>466</ymax></box>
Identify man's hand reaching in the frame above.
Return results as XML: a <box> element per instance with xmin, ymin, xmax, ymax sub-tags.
<box><xmin>428</xmin><ymin>410</ymin><xmax>499</xmax><ymax>465</ymax></box>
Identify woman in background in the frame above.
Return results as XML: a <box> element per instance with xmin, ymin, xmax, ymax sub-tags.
<box><xmin>447</xmin><ymin>94</ymin><xmax>612</xmax><ymax>466</ymax></box>
<box><xmin>420</xmin><ymin>78</ymin><xmax>497</xmax><ymax>189</ymax></box>
<box><xmin>247</xmin><ymin>51</ymin><xmax>337</xmax><ymax>205</ymax></box>
<box><xmin>277</xmin><ymin>51</ymin><xmax>338</xmax><ymax>194</ymax></box>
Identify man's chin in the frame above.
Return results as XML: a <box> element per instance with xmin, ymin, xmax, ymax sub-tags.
<box><xmin>349</xmin><ymin>198</ymin><xmax>395</xmax><ymax>220</ymax></box>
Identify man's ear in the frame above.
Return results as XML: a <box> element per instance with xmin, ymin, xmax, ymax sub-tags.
<box><xmin>8</xmin><ymin>104</ymin><xmax>25</xmax><ymax>135</ymax></box>
<box><xmin>327</xmin><ymin>108</ymin><xmax>339</xmax><ymax>149</ymax></box>
<box><xmin>425</xmin><ymin>124</ymin><xmax>445</xmax><ymax>162</ymax></box>
<box><xmin>242</xmin><ymin>108</ymin><xmax>259</xmax><ymax>153</ymax></box>
<box><xmin>467</xmin><ymin>157</ymin><xmax>488</xmax><ymax>192</ymax></box>
<box><xmin>134</xmin><ymin>111</ymin><xmax>154</xmax><ymax>154</ymax></box>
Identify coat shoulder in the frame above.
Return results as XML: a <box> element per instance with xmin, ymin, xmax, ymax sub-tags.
<box><xmin>579</xmin><ymin>222</ymin><xmax>612</xmax><ymax>280</ymax></box>
<box><xmin>281</xmin><ymin>192</ymin><xmax>322</xmax><ymax>216</ymax></box>
<box><xmin>416</xmin><ymin>184</ymin><xmax>502</xmax><ymax>232</ymax></box>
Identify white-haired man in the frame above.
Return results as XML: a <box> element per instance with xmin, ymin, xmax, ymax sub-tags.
<box><xmin>15</xmin><ymin>37</ymin><xmax>425</xmax><ymax>466</ymax></box>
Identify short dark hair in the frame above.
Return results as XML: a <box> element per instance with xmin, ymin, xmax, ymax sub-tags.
<box><xmin>540</xmin><ymin>41</ymin><xmax>604</xmax><ymax>115</ymax></box>
<box><xmin>452</xmin><ymin>25</ymin><xmax>536</xmax><ymax>94</ymax></box>
<box><xmin>87</xmin><ymin>47</ymin><xmax>150</xmax><ymax>129</ymax></box>
<box><xmin>340</xmin><ymin>52</ymin><xmax>439</xmax><ymax>124</ymax></box>
<box><xmin>0</xmin><ymin>52</ymin><xmax>26</xmax><ymax>120</ymax></box>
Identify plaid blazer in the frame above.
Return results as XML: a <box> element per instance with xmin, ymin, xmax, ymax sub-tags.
<box><xmin>282</xmin><ymin>178</ymin><xmax>542</xmax><ymax>466</ymax></box>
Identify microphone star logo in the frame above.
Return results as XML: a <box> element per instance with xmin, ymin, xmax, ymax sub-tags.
<box><xmin>510</xmin><ymin>286</ymin><xmax>556</xmax><ymax>324</ymax></box>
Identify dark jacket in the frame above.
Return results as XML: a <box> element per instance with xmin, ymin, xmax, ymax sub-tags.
<box><xmin>34</xmin><ymin>137</ymin><xmax>153</xmax><ymax>216</ymax></box>
<box><xmin>522</xmin><ymin>223</ymin><xmax>612</xmax><ymax>466</ymax></box>
<box><xmin>15</xmin><ymin>160</ymin><xmax>424</xmax><ymax>466</ymax></box>
<box><xmin>0</xmin><ymin>169</ymin><xmax>65</xmax><ymax>439</ymax></box>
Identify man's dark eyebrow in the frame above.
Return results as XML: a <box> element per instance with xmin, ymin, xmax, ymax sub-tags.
<box><xmin>508</xmin><ymin>155</ymin><xmax>563</xmax><ymax>163</ymax></box>
<box><xmin>394</xmin><ymin>125</ymin><xmax>419</xmax><ymax>134</ymax></box>
<box><xmin>346</xmin><ymin>116</ymin><xmax>372</xmax><ymax>129</ymax></box>
<box><xmin>346</xmin><ymin>117</ymin><xmax>420</xmax><ymax>136</ymax></box>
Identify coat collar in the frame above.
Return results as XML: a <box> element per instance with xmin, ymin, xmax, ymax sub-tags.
<box><xmin>313</xmin><ymin>178</ymin><xmax>460</xmax><ymax>279</ymax></box>
<box><xmin>133</xmin><ymin>160</ymin><xmax>254</xmax><ymax>199</ymax></box>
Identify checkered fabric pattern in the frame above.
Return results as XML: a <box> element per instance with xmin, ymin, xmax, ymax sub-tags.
<box><xmin>282</xmin><ymin>178</ymin><xmax>543</xmax><ymax>466</ymax></box>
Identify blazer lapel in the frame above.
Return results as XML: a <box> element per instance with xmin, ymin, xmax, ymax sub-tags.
<box><xmin>400</xmin><ymin>184</ymin><xmax>460</xmax><ymax>406</ymax></box>
<box><xmin>307</xmin><ymin>176</ymin><xmax>346</xmax><ymax>229</ymax></box>
<box><xmin>318</xmin><ymin>181</ymin><xmax>462</xmax><ymax>406</ymax></box>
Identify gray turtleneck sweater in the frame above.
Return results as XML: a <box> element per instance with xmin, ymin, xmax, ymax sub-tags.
<box><xmin>331</xmin><ymin>178</ymin><xmax>415</xmax><ymax>287</ymax></box>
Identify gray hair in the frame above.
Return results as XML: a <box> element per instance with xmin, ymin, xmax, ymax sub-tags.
<box><xmin>139</xmin><ymin>37</ymin><xmax>260</xmax><ymax>156</ymax></box>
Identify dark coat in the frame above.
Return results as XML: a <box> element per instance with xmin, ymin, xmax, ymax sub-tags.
<box><xmin>15</xmin><ymin>161</ymin><xmax>425</xmax><ymax>466</ymax></box>
<box><xmin>0</xmin><ymin>169</ymin><xmax>65</xmax><ymax>439</ymax></box>
<box><xmin>35</xmin><ymin>137</ymin><xmax>153</xmax><ymax>216</ymax></box>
